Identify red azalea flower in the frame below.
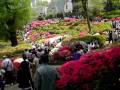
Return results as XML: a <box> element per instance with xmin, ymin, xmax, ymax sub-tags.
<box><xmin>56</xmin><ymin>46</ymin><xmax>120</xmax><ymax>90</ymax></box>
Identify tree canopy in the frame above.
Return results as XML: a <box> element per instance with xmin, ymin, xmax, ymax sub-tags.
<box><xmin>0</xmin><ymin>0</ymin><xmax>31</xmax><ymax>46</ymax></box>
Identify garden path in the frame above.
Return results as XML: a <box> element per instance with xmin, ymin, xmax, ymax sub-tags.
<box><xmin>5</xmin><ymin>65</ymin><xmax>60</xmax><ymax>90</ymax></box>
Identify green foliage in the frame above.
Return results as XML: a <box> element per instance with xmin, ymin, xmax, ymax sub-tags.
<box><xmin>0</xmin><ymin>0</ymin><xmax>31</xmax><ymax>41</ymax></box>
<box><xmin>103</xmin><ymin>10</ymin><xmax>120</xmax><ymax>18</ymax></box>
<box><xmin>0</xmin><ymin>41</ymin><xmax>32</xmax><ymax>59</ymax></box>
<box><xmin>72</xmin><ymin>21</ymin><xmax>80</xmax><ymax>26</ymax></box>
<box><xmin>45</xmin><ymin>14</ymin><xmax>54</xmax><ymax>19</ymax></box>
<box><xmin>56</xmin><ymin>13</ymin><xmax>64</xmax><ymax>19</ymax></box>
<box><xmin>37</xmin><ymin>1</ymin><xmax>48</xmax><ymax>7</ymax></box>
<box><xmin>93</xmin><ymin>67</ymin><xmax>118</xmax><ymax>90</ymax></box>
<box><xmin>37</xmin><ymin>15</ymin><xmax>44</xmax><ymax>20</ymax></box>
<box><xmin>80</xmin><ymin>35</ymin><xmax>106</xmax><ymax>47</ymax></box>
<box><xmin>34</xmin><ymin>21</ymin><xmax>111</xmax><ymax>38</ymax></box>
<box><xmin>63</xmin><ymin>35</ymin><xmax>106</xmax><ymax>48</ymax></box>
<box><xmin>92</xmin><ymin>22</ymin><xmax>111</xmax><ymax>34</ymax></box>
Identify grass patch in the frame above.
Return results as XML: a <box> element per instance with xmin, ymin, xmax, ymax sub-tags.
<box><xmin>0</xmin><ymin>41</ymin><xmax>32</xmax><ymax>59</ymax></box>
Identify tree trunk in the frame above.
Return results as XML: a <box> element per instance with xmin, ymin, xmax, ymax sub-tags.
<box><xmin>86</xmin><ymin>10</ymin><xmax>91</xmax><ymax>32</ymax></box>
<box><xmin>82</xmin><ymin>0</ymin><xmax>91</xmax><ymax>32</ymax></box>
<box><xmin>9</xmin><ymin>30</ymin><xmax>18</xmax><ymax>47</ymax></box>
<box><xmin>7</xmin><ymin>19</ymin><xmax>18</xmax><ymax>47</ymax></box>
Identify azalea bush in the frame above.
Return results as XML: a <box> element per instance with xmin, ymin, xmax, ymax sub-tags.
<box><xmin>64</xmin><ymin>18</ymin><xmax>80</xmax><ymax>22</ymax></box>
<box><xmin>63</xmin><ymin>35</ymin><xmax>106</xmax><ymax>48</ymax></box>
<box><xmin>31</xmin><ymin>19</ymin><xmax>111</xmax><ymax>43</ymax></box>
<box><xmin>49</xmin><ymin>46</ymin><xmax>72</xmax><ymax>64</ymax></box>
<box><xmin>56</xmin><ymin>46</ymin><xmax>120</xmax><ymax>90</ymax></box>
<box><xmin>31</xmin><ymin>19</ymin><xmax>57</xmax><ymax>29</ymax></box>
<box><xmin>80</xmin><ymin>35</ymin><xmax>106</xmax><ymax>47</ymax></box>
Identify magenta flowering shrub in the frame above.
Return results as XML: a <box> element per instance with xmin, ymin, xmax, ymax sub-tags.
<box><xmin>31</xmin><ymin>19</ymin><xmax>57</xmax><ymax>29</ymax></box>
<box><xmin>58</xmin><ymin>46</ymin><xmax>71</xmax><ymax>57</ymax></box>
<box><xmin>56</xmin><ymin>46</ymin><xmax>120</xmax><ymax>90</ymax></box>
<box><xmin>64</xmin><ymin>18</ymin><xmax>80</xmax><ymax>22</ymax></box>
<box><xmin>28</xmin><ymin>32</ymin><xmax>41</xmax><ymax>41</ymax></box>
<box><xmin>51</xmin><ymin>46</ymin><xmax>72</xmax><ymax>63</ymax></box>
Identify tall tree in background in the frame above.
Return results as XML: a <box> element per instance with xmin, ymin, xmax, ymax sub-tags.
<box><xmin>104</xmin><ymin>0</ymin><xmax>120</xmax><ymax>18</ymax></box>
<box><xmin>81</xmin><ymin>0</ymin><xmax>91</xmax><ymax>32</ymax></box>
<box><xmin>90</xmin><ymin>0</ymin><xmax>104</xmax><ymax>16</ymax></box>
<box><xmin>0</xmin><ymin>0</ymin><xmax>31</xmax><ymax>46</ymax></box>
<box><xmin>72</xmin><ymin>0</ymin><xmax>82</xmax><ymax>17</ymax></box>
<box><xmin>105</xmin><ymin>0</ymin><xmax>113</xmax><ymax>11</ymax></box>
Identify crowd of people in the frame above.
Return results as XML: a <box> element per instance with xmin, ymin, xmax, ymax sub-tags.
<box><xmin>0</xmin><ymin>46</ymin><xmax>59</xmax><ymax>90</ymax></box>
<box><xmin>108</xmin><ymin>29</ymin><xmax>120</xmax><ymax>43</ymax></box>
<box><xmin>0</xmin><ymin>37</ymin><xmax>101</xmax><ymax>90</ymax></box>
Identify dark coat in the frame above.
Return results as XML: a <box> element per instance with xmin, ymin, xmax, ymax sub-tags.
<box><xmin>17</xmin><ymin>60</ymin><xmax>33</xmax><ymax>89</ymax></box>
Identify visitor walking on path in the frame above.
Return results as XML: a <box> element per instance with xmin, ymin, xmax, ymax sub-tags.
<box><xmin>108</xmin><ymin>30</ymin><xmax>113</xmax><ymax>43</ymax></box>
<box><xmin>17</xmin><ymin>54</ymin><xmax>34</xmax><ymax>90</ymax></box>
<box><xmin>34</xmin><ymin>54</ymin><xmax>59</xmax><ymax>90</ymax></box>
<box><xmin>2</xmin><ymin>55</ymin><xmax>14</xmax><ymax>85</ymax></box>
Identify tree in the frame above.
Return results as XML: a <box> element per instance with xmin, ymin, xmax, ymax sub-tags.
<box><xmin>89</xmin><ymin>0</ymin><xmax>104</xmax><ymax>16</ymax></box>
<box><xmin>72</xmin><ymin>0</ymin><xmax>81</xmax><ymax>17</ymax></box>
<box><xmin>104</xmin><ymin>0</ymin><xmax>113</xmax><ymax>11</ymax></box>
<box><xmin>81</xmin><ymin>0</ymin><xmax>91</xmax><ymax>32</ymax></box>
<box><xmin>0</xmin><ymin>0</ymin><xmax>31</xmax><ymax>46</ymax></box>
<box><xmin>104</xmin><ymin>0</ymin><xmax>120</xmax><ymax>18</ymax></box>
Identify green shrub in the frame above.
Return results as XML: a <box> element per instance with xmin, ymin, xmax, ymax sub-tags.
<box><xmin>67</xmin><ymin>22</ymin><xmax>73</xmax><ymax>26</ymax></box>
<box><xmin>56</xmin><ymin>13</ymin><xmax>64</xmax><ymax>19</ymax></box>
<box><xmin>0</xmin><ymin>42</ymin><xmax>32</xmax><ymax>59</ymax></box>
<box><xmin>103</xmin><ymin>10</ymin><xmax>120</xmax><ymax>18</ymax></box>
<box><xmin>80</xmin><ymin>35</ymin><xmax>106</xmax><ymax>47</ymax></box>
<box><xmin>45</xmin><ymin>14</ymin><xmax>54</xmax><ymax>19</ymax></box>
<box><xmin>69</xmin><ymin>25</ymin><xmax>74</xmax><ymax>29</ymax></box>
<box><xmin>63</xmin><ymin>35</ymin><xmax>106</xmax><ymax>48</ymax></box>
<box><xmin>72</xmin><ymin>21</ymin><xmax>80</xmax><ymax>26</ymax></box>
<box><xmin>37</xmin><ymin>15</ymin><xmax>44</xmax><ymax>20</ymax></box>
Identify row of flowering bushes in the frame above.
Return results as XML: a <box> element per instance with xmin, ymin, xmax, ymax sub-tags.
<box><xmin>64</xmin><ymin>18</ymin><xmax>80</xmax><ymax>22</ymax></box>
<box><xmin>56</xmin><ymin>46</ymin><xmax>120</xmax><ymax>90</ymax></box>
<box><xmin>31</xmin><ymin>19</ymin><xmax>57</xmax><ymax>29</ymax></box>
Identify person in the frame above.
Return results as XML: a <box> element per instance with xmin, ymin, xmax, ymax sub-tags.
<box><xmin>0</xmin><ymin>66</ymin><xmax>5</xmax><ymax>90</ymax></box>
<box><xmin>113</xmin><ymin>30</ymin><xmax>118</xmax><ymax>42</ymax></box>
<box><xmin>2</xmin><ymin>55</ymin><xmax>13</xmax><ymax>85</ymax></box>
<box><xmin>17</xmin><ymin>54</ymin><xmax>34</xmax><ymax>90</ymax></box>
<box><xmin>31</xmin><ymin>54</ymin><xmax>40</xmax><ymax>79</ymax></box>
<box><xmin>72</xmin><ymin>44</ymin><xmax>84</xmax><ymax>60</ymax></box>
<box><xmin>108</xmin><ymin>30</ymin><xmax>113</xmax><ymax>43</ymax></box>
<box><xmin>34</xmin><ymin>54</ymin><xmax>59</xmax><ymax>90</ymax></box>
<box><xmin>91</xmin><ymin>39</ymin><xmax>99</xmax><ymax>49</ymax></box>
<box><xmin>27</xmin><ymin>49</ymin><xmax>34</xmax><ymax>63</ymax></box>
<box><xmin>88</xmin><ymin>42</ymin><xmax>93</xmax><ymax>51</ymax></box>
<box><xmin>112</xmin><ymin>20</ymin><xmax>116</xmax><ymax>28</ymax></box>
